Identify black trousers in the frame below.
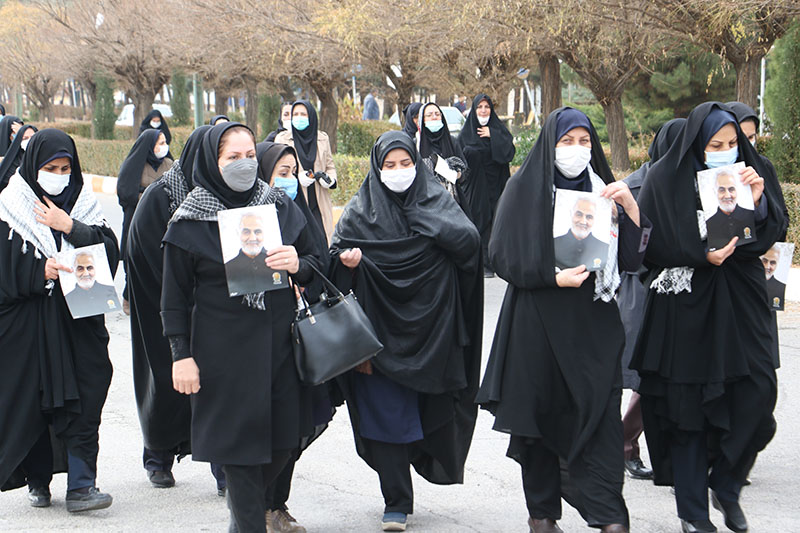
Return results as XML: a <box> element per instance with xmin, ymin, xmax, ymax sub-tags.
<box><xmin>671</xmin><ymin>431</ymin><xmax>745</xmax><ymax>521</ymax></box>
<box><xmin>362</xmin><ymin>438</ymin><xmax>414</xmax><ymax>514</ymax></box>
<box><xmin>265</xmin><ymin>449</ymin><xmax>298</xmax><ymax>511</ymax></box>
<box><xmin>225</xmin><ymin>450</ymin><xmax>294</xmax><ymax>533</ymax></box>
<box><xmin>518</xmin><ymin>390</ymin><xmax>629</xmax><ymax>528</ymax></box>
<box><xmin>20</xmin><ymin>429</ymin><xmax>53</xmax><ymax>490</ymax></box>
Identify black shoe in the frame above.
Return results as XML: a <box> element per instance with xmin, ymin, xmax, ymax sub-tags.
<box><xmin>680</xmin><ymin>519</ymin><xmax>717</xmax><ymax>533</ymax></box>
<box><xmin>624</xmin><ymin>458</ymin><xmax>654</xmax><ymax>479</ymax></box>
<box><xmin>28</xmin><ymin>486</ymin><xmax>51</xmax><ymax>508</ymax></box>
<box><xmin>217</xmin><ymin>486</ymin><xmax>226</xmax><ymax>497</ymax></box>
<box><xmin>711</xmin><ymin>491</ymin><xmax>748</xmax><ymax>532</ymax></box>
<box><xmin>483</xmin><ymin>268</ymin><xmax>495</xmax><ymax>278</ymax></box>
<box><xmin>743</xmin><ymin>478</ymin><xmax>751</xmax><ymax>486</ymax></box>
<box><xmin>147</xmin><ymin>470</ymin><xmax>175</xmax><ymax>488</ymax></box>
<box><xmin>65</xmin><ymin>487</ymin><xmax>113</xmax><ymax>512</ymax></box>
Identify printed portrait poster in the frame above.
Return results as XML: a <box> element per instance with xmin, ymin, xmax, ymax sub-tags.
<box><xmin>553</xmin><ymin>189</ymin><xmax>613</xmax><ymax>272</ymax></box>
<box><xmin>697</xmin><ymin>162</ymin><xmax>756</xmax><ymax>251</ymax></box>
<box><xmin>760</xmin><ymin>242</ymin><xmax>794</xmax><ymax>311</ymax></box>
<box><xmin>218</xmin><ymin>204</ymin><xmax>288</xmax><ymax>297</ymax></box>
<box><xmin>57</xmin><ymin>243</ymin><xmax>121</xmax><ymax>319</ymax></box>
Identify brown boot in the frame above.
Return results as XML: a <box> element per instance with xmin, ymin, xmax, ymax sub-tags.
<box><xmin>601</xmin><ymin>525</ymin><xmax>628</xmax><ymax>533</ymax></box>
<box><xmin>528</xmin><ymin>517</ymin><xmax>564</xmax><ymax>533</ymax></box>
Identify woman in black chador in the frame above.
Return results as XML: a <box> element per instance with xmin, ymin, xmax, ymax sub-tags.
<box><xmin>632</xmin><ymin>102</ymin><xmax>787</xmax><ymax>533</ymax></box>
<box><xmin>161</xmin><ymin>122</ymin><xmax>322</xmax><ymax>532</ymax></box>
<box><xmin>126</xmin><ymin>125</ymin><xmax>227</xmax><ymax>492</ymax></box>
<box><xmin>477</xmin><ymin>108</ymin><xmax>651</xmax><ymax>533</ymax></box>
<box><xmin>330</xmin><ymin>130</ymin><xmax>483</xmax><ymax>532</ymax></box>
<box><xmin>457</xmin><ymin>93</ymin><xmax>515</xmax><ymax>278</ymax></box>
<box><xmin>416</xmin><ymin>102</ymin><xmax>468</xmax><ymax>204</ymax></box>
<box><xmin>0</xmin><ymin>129</ymin><xmax>118</xmax><ymax>513</ymax></box>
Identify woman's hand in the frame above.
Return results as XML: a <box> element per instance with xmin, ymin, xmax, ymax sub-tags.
<box><xmin>601</xmin><ymin>181</ymin><xmax>640</xmax><ymax>226</ymax></box>
<box><xmin>477</xmin><ymin>126</ymin><xmax>490</xmax><ymax>138</ymax></box>
<box><xmin>355</xmin><ymin>359</ymin><xmax>373</xmax><ymax>375</ymax></box>
<box><xmin>34</xmin><ymin>197</ymin><xmax>73</xmax><ymax>234</ymax></box>
<box><xmin>173</xmin><ymin>358</ymin><xmax>200</xmax><ymax>395</ymax></box>
<box><xmin>266</xmin><ymin>245</ymin><xmax>299</xmax><ymax>274</ymax></box>
<box><xmin>739</xmin><ymin>166</ymin><xmax>764</xmax><ymax>206</ymax></box>
<box><xmin>44</xmin><ymin>257</ymin><xmax>72</xmax><ymax>280</ymax></box>
<box><xmin>556</xmin><ymin>265</ymin><xmax>590</xmax><ymax>288</ymax></box>
<box><xmin>339</xmin><ymin>248</ymin><xmax>362</xmax><ymax>269</ymax></box>
<box><xmin>707</xmin><ymin>237</ymin><xmax>738</xmax><ymax>266</ymax></box>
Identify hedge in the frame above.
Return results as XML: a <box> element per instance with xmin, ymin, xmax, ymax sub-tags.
<box><xmin>337</xmin><ymin>120</ymin><xmax>398</xmax><ymax>157</ymax></box>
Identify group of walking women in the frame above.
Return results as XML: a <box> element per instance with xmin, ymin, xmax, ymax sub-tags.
<box><xmin>0</xmin><ymin>95</ymin><xmax>786</xmax><ymax>533</ymax></box>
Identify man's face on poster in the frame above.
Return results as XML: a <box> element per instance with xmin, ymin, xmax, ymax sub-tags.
<box><xmin>571</xmin><ymin>198</ymin><xmax>596</xmax><ymax>240</ymax></box>
<box><xmin>239</xmin><ymin>214</ymin><xmax>265</xmax><ymax>258</ymax></box>
<box><xmin>716</xmin><ymin>172</ymin><xmax>738</xmax><ymax>214</ymax></box>
<box><xmin>761</xmin><ymin>248</ymin><xmax>780</xmax><ymax>280</ymax></box>
<box><xmin>74</xmin><ymin>253</ymin><xmax>96</xmax><ymax>290</ymax></box>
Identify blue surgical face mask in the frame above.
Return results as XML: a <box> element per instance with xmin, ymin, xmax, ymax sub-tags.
<box><xmin>274</xmin><ymin>176</ymin><xmax>298</xmax><ymax>200</ymax></box>
<box><xmin>705</xmin><ymin>146</ymin><xmax>738</xmax><ymax>169</ymax></box>
<box><xmin>425</xmin><ymin>120</ymin><xmax>444</xmax><ymax>133</ymax></box>
<box><xmin>292</xmin><ymin>117</ymin><xmax>310</xmax><ymax>131</ymax></box>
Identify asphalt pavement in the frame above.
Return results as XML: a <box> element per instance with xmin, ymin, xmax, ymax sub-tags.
<box><xmin>0</xmin><ymin>194</ymin><xmax>798</xmax><ymax>532</ymax></box>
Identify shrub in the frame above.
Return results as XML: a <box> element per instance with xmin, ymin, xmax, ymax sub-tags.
<box><xmin>259</xmin><ymin>94</ymin><xmax>282</xmax><ymax>140</ymax></box>
<box><xmin>330</xmin><ymin>154</ymin><xmax>370</xmax><ymax>205</ymax></box>
<box><xmin>782</xmin><ymin>183</ymin><xmax>800</xmax><ymax>264</ymax></box>
<box><xmin>510</xmin><ymin>125</ymin><xmax>540</xmax><ymax>167</ymax></box>
<box><xmin>337</xmin><ymin>120</ymin><xmax>398</xmax><ymax>157</ymax></box>
<box><xmin>766</xmin><ymin>21</ymin><xmax>800</xmax><ymax>183</ymax></box>
<box><xmin>93</xmin><ymin>73</ymin><xmax>116</xmax><ymax>140</ymax></box>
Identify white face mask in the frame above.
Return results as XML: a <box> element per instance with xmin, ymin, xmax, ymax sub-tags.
<box><xmin>37</xmin><ymin>170</ymin><xmax>70</xmax><ymax>196</ymax></box>
<box><xmin>380</xmin><ymin>167</ymin><xmax>416</xmax><ymax>193</ymax></box>
<box><xmin>282</xmin><ymin>119</ymin><xmax>292</xmax><ymax>130</ymax></box>
<box><xmin>154</xmin><ymin>144</ymin><xmax>169</xmax><ymax>159</ymax></box>
<box><xmin>750</xmin><ymin>139</ymin><xmax>757</xmax><ymax>150</ymax></box>
<box><xmin>477</xmin><ymin>115</ymin><xmax>490</xmax><ymax>126</ymax></box>
<box><xmin>150</xmin><ymin>120</ymin><xmax>161</xmax><ymax>129</ymax></box>
<box><xmin>554</xmin><ymin>145</ymin><xmax>592</xmax><ymax>178</ymax></box>
<box><xmin>20</xmin><ymin>139</ymin><xmax>30</xmax><ymax>151</ymax></box>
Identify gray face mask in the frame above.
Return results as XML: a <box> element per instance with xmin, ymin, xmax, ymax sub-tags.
<box><xmin>220</xmin><ymin>158</ymin><xmax>258</xmax><ymax>192</ymax></box>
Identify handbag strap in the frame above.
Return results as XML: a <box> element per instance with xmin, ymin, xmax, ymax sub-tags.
<box><xmin>303</xmin><ymin>261</ymin><xmax>347</xmax><ymax>301</ymax></box>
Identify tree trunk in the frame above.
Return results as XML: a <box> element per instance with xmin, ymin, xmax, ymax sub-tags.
<box><xmin>132</xmin><ymin>90</ymin><xmax>157</xmax><ymax>139</ymax></box>
<box><xmin>307</xmin><ymin>76</ymin><xmax>339</xmax><ymax>153</ymax></box>
<box><xmin>244</xmin><ymin>81</ymin><xmax>259</xmax><ymax>135</ymax></box>
<box><xmin>538</xmin><ymin>53</ymin><xmax>562</xmax><ymax>120</ymax></box>
<box><xmin>734</xmin><ymin>55</ymin><xmax>762</xmax><ymax>110</ymax></box>
<box><xmin>600</xmin><ymin>95</ymin><xmax>630</xmax><ymax>172</ymax></box>
<box><xmin>215</xmin><ymin>89</ymin><xmax>229</xmax><ymax>117</ymax></box>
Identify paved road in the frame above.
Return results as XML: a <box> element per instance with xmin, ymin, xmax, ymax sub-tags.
<box><xmin>1</xmin><ymin>194</ymin><xmax>798</xmax><ymax>532</ymax></box>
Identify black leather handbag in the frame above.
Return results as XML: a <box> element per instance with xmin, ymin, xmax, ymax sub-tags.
<box><xmin>291</xmin><ymin>264</ymin><xmax>383</xmax><ymax>385</ymax></box>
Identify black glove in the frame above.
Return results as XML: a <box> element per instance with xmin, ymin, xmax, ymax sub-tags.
<box><xmin>313</xmin><ymin>171</ymin><xmax>332</xmax><ymax>185</ymax></box>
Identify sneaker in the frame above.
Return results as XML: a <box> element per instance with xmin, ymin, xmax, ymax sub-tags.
<box><xmin>382</xmin><ymin>512</ymin><xmax>407</xmax><ymax>532</ymax></box>
<box><xmin>66</xmin><ymin>487</ymin><xmax>113</xmax><ymax>513</ymax></box>
<box><xmin>269</xmin><ymin>509</ymin><xmax>307</xmax><ymax>532</ymax></box>
<box><xmin>147</xmin><ymin>470</ymin><xmax>175</xmax><ymax>488</ymax></box>
<box><xmin>28</xmin><ymin>486</ymin><xmax>51</xmax><ymax>508</ymax></box>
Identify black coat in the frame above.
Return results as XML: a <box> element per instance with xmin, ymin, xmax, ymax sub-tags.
<box><xmin>705</xmin><ymin>205</ymin><xmax>756</xmax><ymax>250</ymax></box>
<box><xmin>64</xmin><ymin>282</ymin><xmax>120</xmax><ymax>318</ymax></box>
<box><xmin>765</xmin><ymin>275</ymin><xmax>786</xmax><ymax>311</ymax></box>
<box><xmin>553</xmin><ymin>230</ymin><xmax>609</xmax><ymax>271</ymax></box>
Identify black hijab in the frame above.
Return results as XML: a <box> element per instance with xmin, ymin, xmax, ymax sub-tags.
<box><xmin>726</xmin><ymin>101</ymin><xmax>759</xmax><ymax>130</ymax></box>
<box><xmin>193</xmin><ymin>122</ymin><xmax>258</xmax><ymax>209</ymax></box>
<box><xmin>0</xmin><ymin>115</ymin><xmax>23</xmax><ymax>156</ymax></box>
<box><xmin>290</xmin><ymin>101</ymin><xmax>318</xmax><ymax>170</ymax></box>
<box><xmin>458</xmin><ymin>94</ymin><xmax>515</xmax><ymax>164</ymax></box>
<box><xmin>256</xmin><ymin>142</ymin><xmax>295</xmax><ymax>183</ymax></box>
<box><xmin>178</xmin><ymin>125</ymin><xmax>212</xmax><ymax>189</ymax></box>
<box><xmin>0</xmin><ymin>124</ymin><xmax>38</xmax><ymax>190</ymax></box>
<box><xmin>402</xmin><ymin>102</ymin><xmax>422</xmax><ymax>138</ymax></box>
<box><xmin>139</xmin><ymin>109</ymin><xmax>172</xmax><ymax>145</ymax></box>
<box><xmin>640</xmin><ymin>102</ymin><xmax>786</xmax><ymax>268</ymax></box>
<box><xmin>417</xmin><ymin>103</ymin><xmax>463</xmax><ymax>161</ymax></box>
<box><xmin>624</xmin><ymin>118</ymin><xmax>686</xmax><ymax>194</ymax></box>
<box><xmin>19</xmin><ymin>128</ymin><xmax>83</xmax><ymax>216</ymax></box>
<box><xmin>489</xmin><ymin>107</ymin><xmax>613</xmax><ymax>289</ymax></box>
<box><xmin>209</xmin><ymin>115</ymin><xmax>230</xmax><ymax>126</ymax></box>
<box><xmin>0</xmin><ymin>104</ymin><xmax>5</xmax><ymax>116</ymax></box>
<box><xmin>117</xmin><ymin>129</ymin><xmax>167</xmax><ymax>208</ymax></box>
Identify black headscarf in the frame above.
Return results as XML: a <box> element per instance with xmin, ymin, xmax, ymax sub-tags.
<box><xmin>0</xmin><ymin>115</ymin><xmax>23</xmax><ymax>156</ymax></box>
<box><xmin>139</xmin><ymin>109</ymin><xmax>172</xmax><ymax>145</ymax></box>
<box><xmin>178</xmin><ymin>125</ymin><xmax>212</xmax><ymax>189</ymax></box>
<box><xmin>417</xmin><ymin>103</ymin><xmax>463</xmax><ymax>161</ymax></box>
<box><xmin>209</xmin><ymin>115</ymin><xmax>230</xmax><ymax>126</ymax></box>
<box><xmin>489</xmin><ymin>107</ymin><xmax>613</xmax><ymax>290</ymax></box>
<box><xmin>458</xmin><ymin>94</ymin><xmax>515</xmax><ymax>164</ymax></box>
<box><xmin>551</xmin><ymin>108</ymin><xmax>598</xmax><ymax>191</ymax></box>
<box><xmin>402</xmin><ymin>102</ymin><xmax>422</xmax><ymax>138</ymax></box>
<box><xmin>117</xmin><ymin>129</ymin><xmax>167</xmax><ymax>208</ymax></box>
<box><xmin>290</xmin><ymin>101</ymin><xmax>318</xmax><ymax>171</ymax></box>
<box><xmin>639</xmin><ymin>102</ymin><xmax>786</xmax><ymax>269</ymax></box>
<box><xmin>193</xmin><ymin>122</ymin><xmax>258</xmax><ymax>209</ymax></box>
<box><xmin>18</xmin><ymin>128</ymin><xmax>83</xmax><ymax>216</ymax></box>
<box><xmin>0</xmin><ymin>124</ymin><xmax>38</xmax><ymax>191</ymax></box>
<box><xmin>726</xmin><ymin>101</ymin><xmax>759</xmax><ymax>130</ymax></box>
<box><xmin>256</xmin><ymin>142</ymin><xmax>296</xmax><ymax>184</ymax></box>
<box><xmin>0</xmin><ymin>103</ymin><xmax>5</xmax><ymax>116</ymax></box>
<box><xmin>624</xmin><ymin>118</ymin><xmax>686</xmax><ymax>194</ymax></box>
